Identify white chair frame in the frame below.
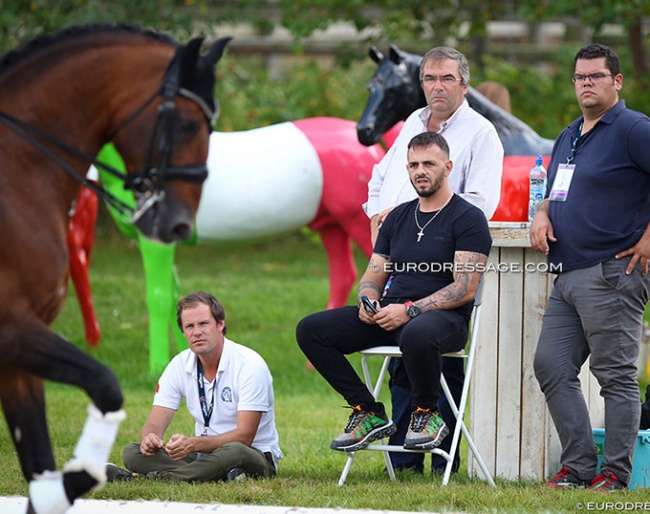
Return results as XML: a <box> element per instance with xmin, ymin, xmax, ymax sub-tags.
<box><xmin>337</xmin><ymin>279</ymin><xmax>496</xmax><ymax>487</ymax></box>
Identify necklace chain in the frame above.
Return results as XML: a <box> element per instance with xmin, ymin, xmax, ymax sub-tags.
<box><xmin>414</xmin><ymin>193</ymin><xmax>454</xmax><ymax>242</ymax></box>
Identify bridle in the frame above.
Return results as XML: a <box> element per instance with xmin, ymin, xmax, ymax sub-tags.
<box><xmin>0</xmin><ymin>45</ymin><xmax>216</xmax><ymax>223</ymax></box>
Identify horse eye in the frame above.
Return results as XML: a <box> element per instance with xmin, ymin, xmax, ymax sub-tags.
<box><xmin>180</xmin><ymin>119</ymin><xmax>200</xmax><ymax>135</ymax></box>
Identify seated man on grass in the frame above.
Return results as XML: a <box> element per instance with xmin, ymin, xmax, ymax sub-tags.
<box><xmin>107</xmin><ymin>291</ymin><xmax>282</xmax><ymax>482</ymax></box>
<box><xmin>296</xmin><ymin>132</ymin><xmax>490</xmax><ymax>458</ymax></box>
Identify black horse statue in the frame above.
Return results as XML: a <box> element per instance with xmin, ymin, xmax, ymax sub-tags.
<box><xmin>357</xmin><ymin>44</ymin><xmax>555</xmax><ymax>221</ymax></box>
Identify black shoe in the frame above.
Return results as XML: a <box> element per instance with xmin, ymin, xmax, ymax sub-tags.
<box><xmin>226</xmin><ymin>467</ymin><xmax>248</xmax><ymax>482</ymax></box>
<box><xmin>106</xmin><ymin>463</ymin><xmax>134</xmax><ymax>482</ymax></box>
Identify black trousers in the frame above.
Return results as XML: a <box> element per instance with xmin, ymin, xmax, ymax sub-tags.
<box><xmin>296</xmin><ymin>306</ymin><xmax>468</xmax><ymax>411</ymax></box>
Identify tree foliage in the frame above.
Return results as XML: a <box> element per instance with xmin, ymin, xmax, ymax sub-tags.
<box><xmin>519</xmin><ymin>0</ymin><xmax>650</xmax><ymax>77</ymax></box>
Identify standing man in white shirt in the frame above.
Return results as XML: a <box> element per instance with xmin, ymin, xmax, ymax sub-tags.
<box><xmin>364</xmin><ymin>46</ymin><xmax>503</xmax><ymax>474</ymax></box>
<box><xmin>107</xmin><ymin>291</ymin><xmax>282</xmax><ymax>482</ymax></box>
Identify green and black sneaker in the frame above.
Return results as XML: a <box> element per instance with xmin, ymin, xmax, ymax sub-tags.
<box><xmin>403</xmin><ymin>407</ymin><xmax>449</xmax><ymax>449</ymax></box>
<box><xmin>330</xmin><ymin>405</ymin><xmax>396</xmax><ymax>452</ymax></box>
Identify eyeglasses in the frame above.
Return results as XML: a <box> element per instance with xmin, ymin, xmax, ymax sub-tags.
<box><xmin>571</xmin><ymin>73</ymin><xmax>613</xmax><ymax>85</ymax></box>
<box><xmin>421</xmin><ymin>75</ymin><xmax>462</xmax><ymax>86</ymax></box>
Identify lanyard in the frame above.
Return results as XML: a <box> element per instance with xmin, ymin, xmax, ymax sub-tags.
<box><xmin>566</xmin><ymin>122</ymin><xmax>589</xmax><ymax>164</ymax></box>
<box><xmin>196</xmin><ymin>359</ymin><xmax>215</xmax><ymax>433</ymax></box>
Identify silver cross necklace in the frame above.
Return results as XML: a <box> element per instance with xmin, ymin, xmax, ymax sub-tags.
<box><xmin>414</xmin><ymin>193</ymin><xmax>454</xmax><ymax>242</ymax></box>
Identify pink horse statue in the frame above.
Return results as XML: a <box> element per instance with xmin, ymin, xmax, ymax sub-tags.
<box><xmin>68</xmin><ymin>117</ymin><xmax>385</xmax><ymax>373</ymax></box>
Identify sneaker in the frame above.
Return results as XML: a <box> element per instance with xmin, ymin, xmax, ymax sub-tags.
<box><xmin>330</xmin><ymin>405</ymin><xmax>396</xmax><ymax>452</ymax></box>
<box><xmin>226</xmin><ymin>467</ymin><xmax>248</xmax><ymax>482</ymax></box>
<box><xmin>545</xmin><ymin>466</ymin><xmax>591</xmax><ymax>488</ymax></box>
<box><xmin>404</xmin><ymin>408</ymin><xmax>449</xmax><ymax>450</ymax></box>
<box><xmin>588</xmin><ymin>469</ymin><xmax>627</xmax><ymax>492</ymax></box>
<box><xmin>105</xmin><ymin>463</ymin><xmax>134</xmax><ymax>482</ymax></box>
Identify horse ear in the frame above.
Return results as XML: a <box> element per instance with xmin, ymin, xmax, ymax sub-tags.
<box><xmin>389</xmin><ymin>44</ymin><xmax>402</xmax><ymax>64</ymax></box>
<box><xmin>181</xmin><ymin>37</ymin><xmax>205</xmax><ymax>66</ymax></box>
<box><xmin>368</xmin><ymin>45</ymin><xmax>383</xmax><ymax>64</ymax></box>
<box><xmin>204</xmin><ymin>37</ymin><xmax>233</xmax><ymax>67</ymax></box>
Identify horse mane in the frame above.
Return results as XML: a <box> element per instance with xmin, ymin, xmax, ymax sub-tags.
<box><xmin>0</xmin><ymin>23</ymin><xmax>176</xmax><ymax>75</ymax></box>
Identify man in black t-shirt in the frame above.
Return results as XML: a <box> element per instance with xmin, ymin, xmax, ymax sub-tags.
<box><xmin>296</xmin><ymin>132</ymin><xmax>491</xmax><ymax>454</ymax></box>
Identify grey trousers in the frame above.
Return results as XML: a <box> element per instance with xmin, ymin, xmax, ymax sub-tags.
<box><xmin>534</xmin><ymin>257</ymin><xmax>649</xmax><ymax>484</ymax></box>
<box><xmin>122</xmin><ymin>441</ymin><xmax>276</xmax><ymax>482</ymax></box>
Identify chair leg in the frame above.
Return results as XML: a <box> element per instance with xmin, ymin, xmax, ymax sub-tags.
<box><xmin>338</xmin><ymin>452</ymin><xmax>355</xmax><ymax>486</ymax></box>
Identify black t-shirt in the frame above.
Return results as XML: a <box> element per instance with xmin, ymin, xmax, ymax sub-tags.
<box><xmin>374</xmin><ymin>195</ymin><xmax>492</xmax><ymax>319</ymax></box>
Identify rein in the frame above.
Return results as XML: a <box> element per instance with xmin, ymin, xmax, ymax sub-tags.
<box><xmin>0</xmin><ymin>47</ymin><xmax>215</xmax><ymax>223</ymax></box>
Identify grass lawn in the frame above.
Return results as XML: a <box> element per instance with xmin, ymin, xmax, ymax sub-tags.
<box><xmin>1</xmin><ymin>219</ymin><xmax>648</xmax><ymax>513</ymax></box>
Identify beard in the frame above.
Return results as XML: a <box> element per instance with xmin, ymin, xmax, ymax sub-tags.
<box><xmin>412</xmin><ymin>173</ymin><xmax>444</xmax><ymax>198</ymax></box>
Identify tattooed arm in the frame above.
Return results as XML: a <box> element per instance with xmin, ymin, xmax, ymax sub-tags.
<box><xmin>355</xmin><ymin>253</ymin><xmax>391</xmax><ymax>325</ymax></box>
<box><xmin>357</xmin><ymin>253</ymin><xmax>391</xmax><ymax>303</ymax></box>
<box><xmin>416</xmin><ymin>251</ymin><xmax>487</xmax><ymax>312</ymax></box>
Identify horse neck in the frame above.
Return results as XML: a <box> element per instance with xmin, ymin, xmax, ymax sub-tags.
<box><xmin>1</xmin><ymin>39</ymin><xmax>173</xmax><ymax>155</ymax></box>
<box><xmin>0</xmin><ymin>40</ymin><xmax>173</xmax><ymax>207</ymax></box>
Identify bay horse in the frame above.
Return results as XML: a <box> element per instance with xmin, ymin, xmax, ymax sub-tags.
<box><xmin>357</xmin><ymin>44</ymin><xmax>555</xmax><ymax>221</ymax></box>
<box><xmin>69</xmin><ymin>117</ymin><xmax>385</xmax><ymax>374</ymax></box>
<box><xmin>0</xmin><ymin>24</ymin><xmax>230</xmax><ymax>513</ymax></box>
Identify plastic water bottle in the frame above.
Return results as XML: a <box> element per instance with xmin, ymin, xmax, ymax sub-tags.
<box><xmin>528</xmin><ymin>155</ymin><xmax>547</xmax><ymax>222</ymax></box>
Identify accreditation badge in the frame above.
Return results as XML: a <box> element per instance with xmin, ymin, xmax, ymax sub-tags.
<box><xmin>549</xmin><ymin>163</ymin><xmax>575</xmax><ymax>201</ymax></box>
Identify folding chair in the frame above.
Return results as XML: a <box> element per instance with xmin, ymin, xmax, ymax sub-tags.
<box><xmin>337</xmin><ymin>278</ymin><xmax>495</xmax><ymax>487</ymax></box>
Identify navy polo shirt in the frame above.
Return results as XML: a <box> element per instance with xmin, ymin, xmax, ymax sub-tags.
<box><xmin>546</xmin><ymin>101</ymin><xmax>650</xmax><ymax>272</ymax></box>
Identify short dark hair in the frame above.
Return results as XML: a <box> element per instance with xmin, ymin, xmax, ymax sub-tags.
<box><xmin>574</xmin><ymin>44</ymin><xmax>620</xmax><ymax>76</ymax></box>
<box><xmin>407</xmin><ymin>132</ymin><xmax>450</xmax><ymax>158</ymax></box>
<box><xmin>421</xmin><ymin>47</ymin><xmax>470</xmax><ymax>85</ymax></box>
<box><xmin>176</xmin><ymin>291</ymin><xmax>227</xmax><ymax>335</ymax></box>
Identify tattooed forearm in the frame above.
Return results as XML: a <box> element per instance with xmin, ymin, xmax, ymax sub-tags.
<box><xmin>358</xmin><ymin>281</ymin><xmax>382</xmax><ymax>297</ymax></box>
<box><xmin>416</xmin><ymin>251</ymin><xmax>487</xmax><ymax>312</ymax></box>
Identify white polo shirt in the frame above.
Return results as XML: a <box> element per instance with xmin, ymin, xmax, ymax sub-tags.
<box><xmin>364</xmin><ymin>99</ymin><xmax>504</xmax><ymax>220</ymax></box>
<box><xmin>153</xmin><ymin>338</ymin><xmax>283</xmax><ymax>468</ymax></box>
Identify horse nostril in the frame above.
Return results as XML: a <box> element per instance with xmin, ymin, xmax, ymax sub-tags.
<box><xmin>173</xmin><ymin>223</ymin><xmax>192</xmax><ymax>241</ymax></box>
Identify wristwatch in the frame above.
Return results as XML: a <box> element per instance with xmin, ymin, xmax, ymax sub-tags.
<box><xmin>404</xmin><ymin>301</ymin><xmax>421</xmax><ymax>319</ymax></box>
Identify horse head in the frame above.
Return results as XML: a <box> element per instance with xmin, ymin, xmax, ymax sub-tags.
<box><xmin>357</xmin><ymin>44</ymin><xmax>425</xmax><ymax>146</ymax></box>
<box><xmin>111</xmin><ymin>36</ymin><xmax>231</xmax><ymax>243</ymax></box>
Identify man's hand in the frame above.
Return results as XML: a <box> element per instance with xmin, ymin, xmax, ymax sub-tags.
<box><xmin>372</xmin><ymin>303</ymin><xmax>410</xmax><ymax>331</ymax></box>
<box><xmin>529</xmin><ymin>201</ymin><xmax>556</xmax><ymax>255</ymax></box>
<box><xmin>140</xmin><ymin>432</ymin><xmax>165</xmax><ymax>456</ymax></box>
<box><xmin>615</xmin><ymin>228</ymin><xmax>650</xmax><ymax>275</ymax></box>
<box><xmin>165</xmin><ymin>433</ymin><xmax>195</xmax><ymax>461</ymax></box>
<box><xmin>370</xmin><ymin>207</ymin><xmax>394</xmax><ymax>246</ymax></box>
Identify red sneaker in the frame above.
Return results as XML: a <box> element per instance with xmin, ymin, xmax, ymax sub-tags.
<box><xmin>588</xmin><ymin>469</ymin><xmax>627</xmax><ymax>492</ymax></box>
<box><xmin>545</xmin><ymin>466</ymin><xmax>591</xmax><ymax>488</ymax></box>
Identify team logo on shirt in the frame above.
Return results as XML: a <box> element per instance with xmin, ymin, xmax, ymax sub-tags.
<box><xmin>221</xmin><ymin>387</ymin><xmax>233</xmax><ymax>402</ymax></box>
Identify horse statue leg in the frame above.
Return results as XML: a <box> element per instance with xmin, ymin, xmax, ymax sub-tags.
<box><xmin>1</xmin><ymin>322</ymin><xmax>124</xmax><ymax>514</ymax></box>
<box><xmin>138</xmin><ymin>235</ymin><xmax>183</xmax><ymax>377</ymax></box>
<box><xmin>67</xmin><ymin>185</ymin><xmax>101</xmax><ymax>346</ymax></box>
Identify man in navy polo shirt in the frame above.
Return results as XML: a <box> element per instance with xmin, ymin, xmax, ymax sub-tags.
<box><xmin>530</xmin><ymin>44</ymin><xmax>650</xmax><ymax>492</ymax></box>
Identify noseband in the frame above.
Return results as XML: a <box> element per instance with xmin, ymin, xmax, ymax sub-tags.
<box><xmin>0</xmin><ymin>45</ymin><xmax>215</xmax><ymax>223</ymax></box>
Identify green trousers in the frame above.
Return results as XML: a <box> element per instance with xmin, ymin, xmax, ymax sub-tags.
<box><xmin>122</xmin><ymin>441</ymin><xmax>276</xmax><ymax>482</ymax></box>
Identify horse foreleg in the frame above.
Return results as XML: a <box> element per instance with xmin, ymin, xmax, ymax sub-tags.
<box><xmin>2</xmin><ymin>319</ymin><xmax>124</xmax><ymax>513</ymax></box>
<box><xmin>0</xmin><ymin>370</ymin><xmax>54</xmax><ymax>483</ymax></box>
<box><xmin>314</xmin><ymin>224</ymin><xmax>358</xmax><ymax>310</ymax></box>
